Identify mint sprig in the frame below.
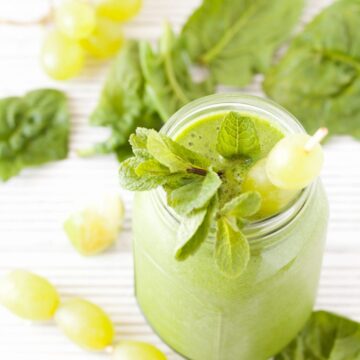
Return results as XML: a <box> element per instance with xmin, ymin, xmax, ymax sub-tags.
<box><xmin>217</xmin><ymin>112</ymin><xmax>260</xmax><ymax>159</ymax></box>
<box><xmin>119</xmin><ymin>115</ymin><xmax>262</xmax><ymax>278</ymax></box>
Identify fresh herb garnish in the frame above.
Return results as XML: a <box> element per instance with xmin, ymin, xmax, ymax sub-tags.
<box><xmin>0</xmin><ymin>89</ymin><xmax>69</xmax><ymax>181</ymax></box>
<box><xmin>181</xmin><ymin>0</ymin><xmax>304</xmax><ymax>87</ymax></box>
<box><xmin>119</xmin><ymin>112</ymin><xmax>262</xmax><ymax>277</ymax></box>
<box><xmin>216</xmin><ymin>112</ymin><xmax>260</xmax><ymax>159</ymax></box>
<box><xmin>275</xmin><ymin>311</ymin><xmax>360</xmax><ymax>359</ymax></box>
<box><xmin>264</xmin><ymin>0</ymin><xmax>360</xmax><ymax>139</ymax></box>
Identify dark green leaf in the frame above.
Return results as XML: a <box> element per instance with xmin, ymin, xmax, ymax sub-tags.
<box><xmin>215</xmin><ymin>217</ymin><xmax>250</xmax><ymax>277</ymax></box>
<box><xmin>175</xmin><ymin>196</ymin><xmax>217</xmax><ymax>261</ymax></box>
<box><xmin>181</xmin><ymin>0</ymin><xmax>304</xmax><ymax>86</ymax></box>
<box><xmin>0</xmin><ymin>89</ymin><xmax>69</xmax><ymax>181</ymax></box>
<box><xmin>275</xmin><ymin>311</ymin><xmax>360</xmax><ymax>360</ymax></box>
<box><xmin>86</xmin><ymin>41</ymin><xmax>162</xmax><ymax>159</ymax></box>
<box><xmin>264</xmin><ymin>0</ymin><xmax>360</xmax><ymax>139</ymax></box>
<box><xmin>217</xmin><ymin>112</ymin><xmax>260</xmax><ymax>159</ymax></box>
<box><xmin>169</xmin><ymin>169</ymin><xmax>221</xmax><ymax>215</ymax></box>
<box><xmin>140</xmin><ymin>23</ymin><xmax>214</xmax><ymax>122</ymax></box>
<box><xmin>220</xmin><ymin>191</ymin><xmax>261</xmax><ymax>219</ymax></box>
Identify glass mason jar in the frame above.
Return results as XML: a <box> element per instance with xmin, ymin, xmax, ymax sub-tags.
<box><xmin>132</xmin><ymin>94</ymin><xmax>329</xmax><ymax>360</ymax></box>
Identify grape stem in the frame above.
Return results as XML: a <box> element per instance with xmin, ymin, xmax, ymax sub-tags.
<box><xmin>304</xmin><ymin>128</ymin><xmax>328</xmax><ymax>152</ymax></box>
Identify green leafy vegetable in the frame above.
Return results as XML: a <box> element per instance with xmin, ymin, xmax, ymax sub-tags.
<box><xmin>220</xmin><ymin>191</ymin><xmax>261</xmax><ymax>218</ymax></box>
<box><xmin>181</xmin><ymin>0</ymin><xmax>304</xmax><ymax>86</ymax></box>
<box><xmin>83</xmin><ymin>41</ymin><xmax>163</xmax><ymax>161</ymax></box>
<box><xmin>168</xmin><ymin>169</ymin><xmax>221</xmax><ymax>215</ymax></box>
<box><xmin>264</xmin><ymin>0</ymin><xmax>360</xmax><ymax>139</ymax></box>
<box><xmin>140</xmin><ymin>23</ymin><xmax>214</xmax><ymax>122</ymax></box>
<box><xmin>216</xmin><ymin>112</ymin><xmax>260</xmax><ymax>159</ymax></box>
<box><xmin>175</xmin><ymin>197</ymin><xmax>217</xmax><ymax>261</ymax></box>
<box><xmin>275</xmin><ymin>311</ymin><xmax>360</xmax><ymax>360</ymax></box>
<box><xmin>215</xmin><ymin>217</ymin><xmax>250</xmax><ymax>277</ymax></box>
<box><xmin>146</xmin><ymin>130</ymin><xmax>191</xmax><ymax>172</ymax></box>
<box><xmin>0</xmin><ymin>89</ymin><xmax>69</xmax><ymax>181</ymax></box>
<box><xmin>119</xmin><ymin>122</ymin><xmax>264</xmax><ymax>277</ymax></box>
<box><xmin>119</xmin><ymin>157</ymin><xmax>167</xmax><ymax>191</ymax></box>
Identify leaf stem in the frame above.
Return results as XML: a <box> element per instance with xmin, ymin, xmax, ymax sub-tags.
<box><xmin>318</xmin><ymin>49</ymin><xmax>360</xmax><ymax>72</ymax></box>
<box><xmin>187</xmin><ymin>167</ymin><xmax>208</xmax><ymax>176</ymax></box>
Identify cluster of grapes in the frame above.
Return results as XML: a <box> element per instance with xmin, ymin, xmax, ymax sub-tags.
<box><xmin>41</xmin><ymin>0</ymin><xmax>142</xmax><ymax>80</ymax></box>
<box><xmin>243</xmin><ymin>130</ymin><xmax>326</xmax><ymax>218</ymax></box>
<box><xmin>0</xmin><ymin>270</ymin><xmax>166</xmax><ymax>359</ymax></box>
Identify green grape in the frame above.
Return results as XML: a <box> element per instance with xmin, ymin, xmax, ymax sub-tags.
<box><xmin>113</xmin><ymin>340</ymin><xmax>167</xmax><ymax>360</ymax></box>
<box><xmin>80</xmin><ymin>14</ymin><xmax>124</xmax><ymax>59</ymax></box>
<box><xmin>41</xmin><ymin>30</ymin><xmax>85</xmax><ymax>80</ymax></box>
<box><xmin>243</xmin><ymin>159</ymin><xmax>299</xmax><ymax>219</ymax></box>
<box><xmin>96</xmin><ymin>0</ymin><xmax>142</xmax><ymax>22</ymax></box>
<box><xmin>55</xmin><ymin>298</ymin><xmax>114</xmax><ymax>350</ymax></box>
<box><xmin>64</xmin><ymin>194</ymin><xmax>125</xmax><ymax>256</ymax></box>
<box><xmin>0</xmin><ymin>270</ymin><xmax>59</xmax><ymax>321</ymax></box>
<box><xmin>55</xmin><ymin>0</ymin><xmax>96</xmax><ymax>40</ymax></box>
<box><xmin>266</xmin><ymin>134</ymin><xmax>324</xmax><ymax>190</ymax></box>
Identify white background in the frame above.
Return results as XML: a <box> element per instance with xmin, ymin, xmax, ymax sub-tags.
<box><xmin>0</xmin><ymin>0</ymin><xmax>359</xmax><ymax>359</ymax></box>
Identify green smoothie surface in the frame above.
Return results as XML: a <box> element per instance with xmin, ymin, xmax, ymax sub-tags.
<box><xmin>175</xmin><ymin>111</ymin><xmax>284</xmax><ymax>206</ymax></box>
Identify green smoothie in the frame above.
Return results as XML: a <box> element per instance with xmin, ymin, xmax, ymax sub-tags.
<box><xmin>174</xmin><ymin>112</ymin><xmax>284</xmax><ymax>208</ymax></box>
<box><xmin>131</xmin><ymin>95</ymin><xmax>328</xmax><ymax>359</ymax></box>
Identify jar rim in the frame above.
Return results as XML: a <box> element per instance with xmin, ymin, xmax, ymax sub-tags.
<box><xmin>152</xmin><ymin>93</ymin><xmax>316</xmax><ymax>247</ymax></box>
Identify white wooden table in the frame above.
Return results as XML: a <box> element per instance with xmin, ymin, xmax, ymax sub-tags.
<box><xmin>0</xmin><ymin>0</ymin><xmax>359</xmax><ymax>359</ymax></box>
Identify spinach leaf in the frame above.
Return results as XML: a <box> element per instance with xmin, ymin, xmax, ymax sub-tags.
<box><xmin>264</xmin><ymin>0</ymin><xmax>360</xmax><ymax>139</ymax></box>
<box><xmin>275</xmin><ymin>311</ymin><xmax>360</xmax><ymax>360</ymax></box>
<box><xmin>0</xmin><ymin>89</ymin><xmax>69</xmax><ymax>181</ymax></box>
<box><xmin>84</xmin><ymin>40</ymin><xmax>163</xmax><ymax>161</ymax></box>
<box><xmin>140</xmin><ymin>23</ymin><xmax>214</xmax><ymax>122</ymax></box>
<box><xmin>181</xmin><ymin>0</ymin><xmax>304</xmax><ymax>87</ymax></box>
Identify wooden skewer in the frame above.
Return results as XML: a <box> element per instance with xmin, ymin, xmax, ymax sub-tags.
<box><xmin>304</xmin><ymin>127</ymin><xmax>328</xmax><ymax>152</ymax></box>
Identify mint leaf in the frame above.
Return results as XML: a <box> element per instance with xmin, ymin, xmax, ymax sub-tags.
<box><xmin>263</xmin><ymin>0</ymin><xmax>360</xmax><ymax>139</ymax></box>
<box><xmin>135</xmin><ymin>159</ymin><xmax>170</xmax><ymax>177</ymax></box>
<box><xmin>215</xmin><ymin>217</ymin><xmax>250</xmax><ymax>278</ymax></box>
<box><xmin>216</xmin><ymin>112</ymin><xmax>260</xmax><ymax>159</ymax></box>
<box><xmin>175</xmin><ymin>197</ymin><xmax>217</xmax><ymax>261</ymax></box>
<box><xmin>129</xmin><ymin>127</ymin><xmax>150</xmax><ymax>158</ymax></box>
<box><xmin>147</xmin><ymin>130</ymin><xmax>210</xmax><ymax>172</ymax></box>
<box><xmin>119</xmin><ymin>157</ymin><xmax>167</xmax><ymax>191</ymax></box>
<box><xmin>169</xmin><ymin>169</ymin><xmax>221</xmax><ymax>215</ymax></box>
<box><xmin>0</xmin><ymin>89</ymin><xmax>69</xmax><ymax>181</ymax></box>
<box><xmin>221</xmin><ymin>191</ymin><xmax>261</xmax><ymax>219</ymax></box>
<box><xmin>147</xmin><ymin>130</ymin><xmax>190</xmax><ymax>172</ymax></box>
<box><xmin>181</xmin><ymin>0</ymin><xmax>304</xmax><ymax>87</ymax></box>
<box><xmin>275</xmin><ymin>311</ymin><xmax>360</xmax><ymax>360</ymax></box>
